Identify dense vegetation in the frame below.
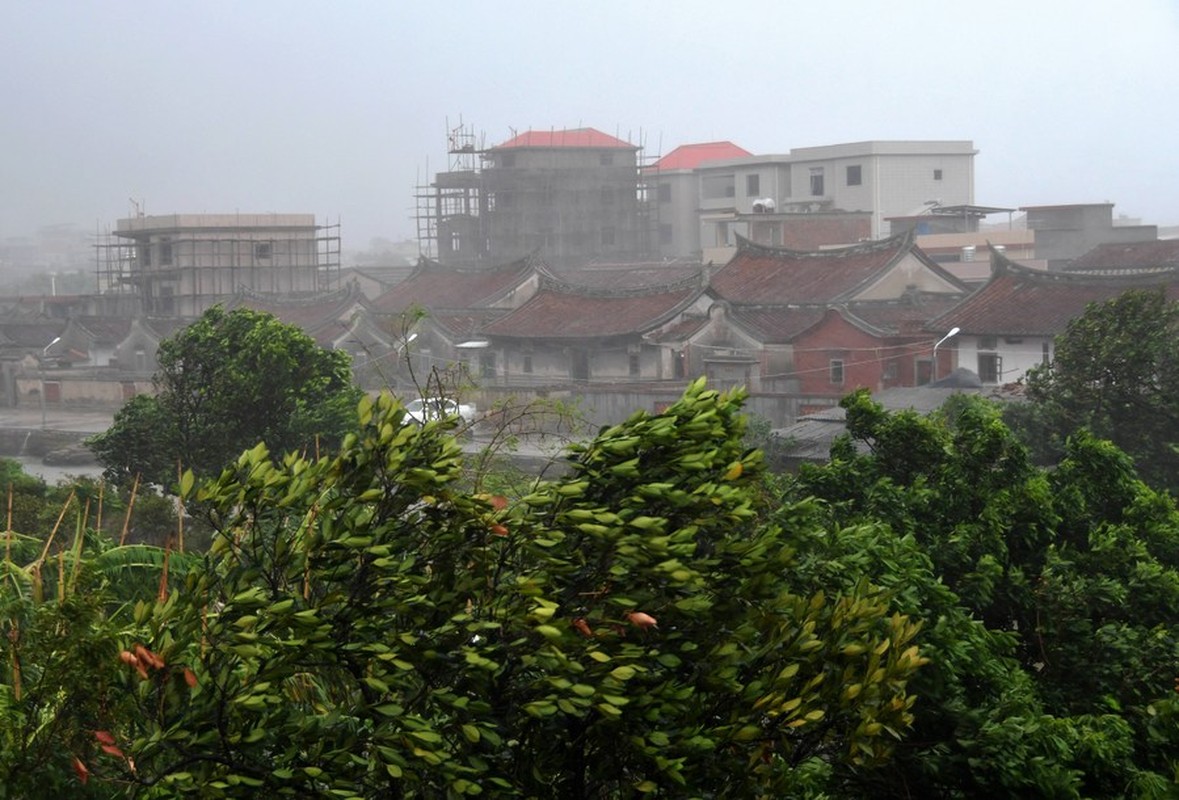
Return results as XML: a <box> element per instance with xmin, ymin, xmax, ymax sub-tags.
<box><xmin>88</xmin><ymin>306</ymin><xmax>361</xmax><ymax>488</ymax></box>
<box><xmin>2</xmin><ymin>289</ymin><xmax>1177</xmax><ymax>796</ymax></box>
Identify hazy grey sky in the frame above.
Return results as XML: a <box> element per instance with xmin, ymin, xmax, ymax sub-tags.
<box><xmin>3</xmin><ymin>1</ymin><xmax>1178</xmax><ymax>249</ymax></box>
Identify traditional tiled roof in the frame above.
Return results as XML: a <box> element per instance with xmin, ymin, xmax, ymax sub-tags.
<box><xmin>228</xmin><ymin>283</ymin><xmax>370</xmax><ymax>333</ymax></box>
<box><xmin>710</xmin><ymin>233</ymin><xmax>964</xmax><ymax>305</ymax></box>
<box><xmin>429</xmin><ymin>311</ymin><xmax>504</xmax><ymax>339</ymax></box>
<box><xmin>847</xmin><ymin>296</ymin><xmax>966</xmax><ymax>335</ymax></box>
<box><xmin>649</xmin><ymin>142</ymin><xmax>752</xmax><ymax>171</ymax></box>
<box><xmin>1067</xmin><ymin>240</ymin><xmax>1179</xmax><ymax>273</ymax></box>
<box><xmin>373</xmin><ymin>256</ymin><xmax>537</xmax><ymax>314</ymax></box>
<box><xmin>728</xmin><ymin>307</ymin><xmax>827</xmax><ymax>344</ymax></box>
<box><xmin>481</xmin><ymin>277</ymin><xmax>700</xmax><ymax>340</ymax></box>
<box><xmin>0</xmin><ymin>321</ymin><xmax>66</xmax><ymax>348</ymax></box>
<box><xmin>72</xmin><ymin>317</ymin><xmax>133</xmax><ymax>343</ymax></box>
<box><xmin>930</xmin><ymin>252</ymin><xmax>1179</xmax><ymax>337</ymax></box>
<box><xmin>648</xmin><ymin>315</ymin><xmax>709</xmax><ymax>343</ymax></box>
<box><xmin>548</xmin><ymin>262</ymin><xmax>705</xmax><ymax>291</ymax></box>
<box><xmin>490</xmin><ymin>128</ymin><xmax>637</xmax><ymax>150</ymax></box>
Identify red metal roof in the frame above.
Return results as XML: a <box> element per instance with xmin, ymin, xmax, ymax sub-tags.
<box><xmin>1068</xmin><ymin>240</ymin><xmax>1179</xmax><ymax>272</ymax></box>
<box><xmin>481</xmin><ymin>284</ymin><xmax>697</xmax><ymax>339</ymax></box>
<box><xmin>650</xmin><ymin>141</ymin><xmax>752</xmax><ymax>171</ymax></box>
<box><xmin>931</xmin><ymin>255</ymin><xmax>1179</xmax><ymax>336</ymax></box>
<box><xmin>491</xmin><ymin>128</ymin><xmax>637</xmax><ymax>150</ymax></box>
<box><xmin>711</xmin><ymin>234</ymin><xmax>959</xmax><ymax>305</ymax></box>
<box><xmin>373</xmin><ymin>257</ymin><xmax>536</xmax><ymax>314</ymax></box>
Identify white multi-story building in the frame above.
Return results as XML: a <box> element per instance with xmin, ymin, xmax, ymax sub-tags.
<box><xmin>650</xmin><ymin>140</ymin><xmax>977</xmax><ymax>260</ymax></box>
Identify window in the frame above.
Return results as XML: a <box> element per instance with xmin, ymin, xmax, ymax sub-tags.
<box><xmin>746</xmin><ymin>174</ymin><xmax>760</xmax><ymax>196</ymax></box>
<box><xmin>978</xmin><ymin>336</ymin><xmax>998</xmax><ymax>350</ymax></box>
<box><xmin>933</xmin><ymin>169</ymin><xmax>943</xmax><ymax>181</ymax></box>
<box><xmin>523</xmin><ymin>354</ymin><xmax>533</xmax><ymax>374</ymax></box>
<box><xmin>135</xmin><ymin>348</ymin><xmax>146</xmax><ymax>372</ymax></box>
<box><xmin>978</xmin><ymin>353</ymin><xmax>1003</xmax><ymax>384</ymax></box>
<box><xmin>601</xmin><ymin>227</ymin><xmax>616</xmax><ymax>246</ymax></box>
<box><xmin>450</xmin><ymin>232</ymin><xmax>461</xmax><ymax>252</ymax></box>
<box><xmin>657</xmin><ymin>182</ymin><xmax>671</xmax><ymax>203</ymax></box>
<box><xmin>659</xmin><ymin>223</ymin><xmax>673</xmax><ymax>245</ymax></box>
<box><xmin>809</xmin><ymin>168</ymin><xmax>825</xmax><ymax>197</ymax></box>
<box><xmin>883</xmin><ymin>360</ymin><xmax>899</xmax><ymax>380</ymax></box>
<box><xmin>702</xmin><ymin>174</ymin><xmax>736</xmax><ymax>199</ymax></box>
<box><xmin>480</xmin><ymin>352</ymin><xmax>496</xmax><ymax>379</ymax></box>
<box><xmin>140</xmin><ymin>246</ymin><xmax>151</xmax><ymax>267</ymax></box>
<box><xmin>499</xmin><ymin>153</ymin><xmax>516</xmax><ymax>168</ymax></box>
<box><xmin>629</xmin><ymin>353</ymin><xmax>640</xmax><ymax>376</ymax></box>
<box><xmin>159</xmin><ymin>242</ymin><xmax>173</xmax><ymax>266</ymax></box>
<box><xmin>846</xmin><ymin>165</ymin><xmax>862</xmax><ymax>186</ymax></box>
<box><xmin>716</xmin><ymin>222</ymin><xmax>730</xmax><ymax>246</ymax></box>
<box><xmin>255</xmin><ymin>242</ymin><xmax>272</xmax><ymax>260</ymax></box>
<box><xmin>1042</xmin><ymin>341</ymin><xmax>1051</xmax><ymax>365</ymax></box>
<box><xmin>829</xmin><ymin>359</ymin><xmax>845</xmax><ymax>385</ymax></box>
<box><xmin>600</xmin><ymin>153</ymin><xmax>614</xmax><ymax>166</ymax></box>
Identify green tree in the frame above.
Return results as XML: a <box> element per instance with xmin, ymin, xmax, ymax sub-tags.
<box><xmin>89</xmin><ymin>307</ymin><xmax>361</xmax><ymax>488</ymax></box>
<box><xmin>784</xmin><ymin>390</ymin><xmax>1179</xmax><ymax>796</ymax></box>
<box><xmin>1009</xmin><ymin>288</ymin><xmax>1179</xmax><ymax>494</ymax></box>
<box><xmin>96</xmin><ymin>382</ymin><xmax>928</xmax><ymax>798</ymax></box>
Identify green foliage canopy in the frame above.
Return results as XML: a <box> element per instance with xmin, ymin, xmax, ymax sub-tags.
<box><xmin>89</xmin><ymin>306</ymin><xmax>361</xmax><ymax>488</ymax></box>
<box><xmin>1011</xmin><ymin>288</ymin><xmax>1179</xmax><ymax>494</ymax></box>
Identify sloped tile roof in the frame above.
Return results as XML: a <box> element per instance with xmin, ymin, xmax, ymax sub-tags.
<box><xmin>710</xmin><ymin>233</ymin><xmax>959</xmax><ymax>305</ymax></box>
<box><xmin>228</xmin><ymin>284</ymin><xmax>370</xmax><ymax>337</ymax></box>
<box><xmin>729</xmin><ymin>307</ymin><xmax>827</xmax><ymax>343</ymax></box>
<box><xmin>649</xmin><ymin>314</ymin><xmax>709</xmax><ymax>343</ymax></box>
<box><xmin>74</xmin><ymin>317</ymin><xmax>133</xmax><ymax>343</ymax></box>
<box><xmin>931</xmin><ymin>254</ymin><xmax>1179</xmax><ymax>336</ymax></box>
<box><xmin>548</xmin><ymin>262</ymin><xmax>705</xmax><ymax>290</ymax></box>
<box><xmin>491</xmin><ymin>128</ymin><xmax>637</xmax><ymax>150</ymax></box>
<box><xmin>0</xmin><ymin>321</ymin><xmax>66</xmax><ymax>348</ymax></box>
<box><xmin>650</xmin><ymin>141</ymin><xmax>752</xmax><ymax>171</ymax></box>
<box><xmin>430</xmin><ymin>311</ymin><xmax>504</xmax><ymax>339</ymax></box>
<box><xmin>481</xmin><ymin>283</ymin><xmax>698</xmax><ymax>340</ymax></box>
<box><xmin>1067</xmin><ymin>240</ymin><xmax>1179</xmax><ymax>272</ymax></box>
<box><xmin>374</xmin><ymin>256</ymin><xmax>536</xmax><ymax>313</ymax></box>
<box><xmin>847</xmin><ymin>296</ymin><xmax>965</xmax><ymax>335</ymax></box>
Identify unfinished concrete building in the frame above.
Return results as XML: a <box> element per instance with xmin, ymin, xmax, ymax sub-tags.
<box><xmin>416</xmin><ymin>123</ymin><xmax>654</xmax><ymax>268</ymax></box>
<box><xmin>95</xmin><ymin>213</ymin><xmax>341</xmax><ymax>317</ymax></box>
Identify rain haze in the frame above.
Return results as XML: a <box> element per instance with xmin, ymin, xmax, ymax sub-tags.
<box><xmin>3</xmin><ymin>0</ymin><xmax>1179</xmax><ymax>252</ymax></box>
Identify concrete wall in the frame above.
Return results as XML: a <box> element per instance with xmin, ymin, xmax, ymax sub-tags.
<box><xmin>956</xmin><ymin>335</ymin><xmax>1052</xmax><ymax>385</ymax></box>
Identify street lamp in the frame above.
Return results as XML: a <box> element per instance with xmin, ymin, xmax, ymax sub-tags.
<box><xmin>40</xmin><ymin>336</ymin><xmax>61</xmax><ymax>429</ymax></box>
<box><xmin>931</xmin><ymin>327</ymin><xmax>960</xmax><ymax>384</ymax></box>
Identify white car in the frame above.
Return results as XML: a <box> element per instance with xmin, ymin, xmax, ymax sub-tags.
<box><xmin>403</xmin><ymin>397</ymin><xmax>477</xmax><ymax>426</ymax></box>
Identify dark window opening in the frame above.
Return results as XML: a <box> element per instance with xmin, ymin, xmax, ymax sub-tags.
<box><xmin>846</xmin><ymin>165</ymin><xmax>862</xmax><ymax>186</ymax></box>
<box><xmin>810</xmin><ymin>169</ymin><xmax>825</xmax><ymax>196</ymax></box>
<box><xmin>978</xmin><ymin>353</ymin><xmax>1002</xmax><ymax>384</ymax></box>
<box><xmin>933</xmin><ymin>169</ymin><xmax>943</xmax><ymax>180</ymax></box>
<box><xmin>829</xmin><ymin>359</ymin><xmax>844</xmax><ymax>385</ymax></box>
<box><xmin>657</xmin><ymin>183</ymin><xmax>671</xmax><ymax>203</ymax></box>
<box><xmin>746</xmin><ymin>174</ymin><xmax>760</xmax><ymax>196</ymax></box>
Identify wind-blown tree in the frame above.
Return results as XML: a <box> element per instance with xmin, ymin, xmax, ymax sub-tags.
<box><xmin>784</xmin><ymin>390</ymin><xmax>1179</xmax><ymax>797</ymax></box>
<box><xmin>89</xmin><ymin>307</ymin><xmax>361</xmax><ymax>488</ymax></box>
<box><xmin>85</xmin><ymin>381</ymin><xmax>930</xmax><ymax>798</ymax></box>
<box><xmin>1008</xmin><ymin>288</ymin><xmax>1179</xmax><ymax>494</ymax></box>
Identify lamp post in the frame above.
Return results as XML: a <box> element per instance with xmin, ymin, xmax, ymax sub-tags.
<box><xmin>931</xmin><ymin>327</ymin><xmax>960</xmax><ymax>384</ymax></box>
<box><xmin>40</xmin><ymin>336</ymin><xmax>61</xmax><ymax>429</ymax></box>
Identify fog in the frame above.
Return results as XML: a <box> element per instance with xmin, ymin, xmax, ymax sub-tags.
<box><xmin>2</xmin><ymin>0</ymin><xmax>1178</xmax><ymax>252</ymax></box>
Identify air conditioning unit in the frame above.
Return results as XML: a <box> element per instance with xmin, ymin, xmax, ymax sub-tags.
<box><xmin>751</xmin><ymin>197</ymin><xmax>776</xmax><ymax>213</ymax></box>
